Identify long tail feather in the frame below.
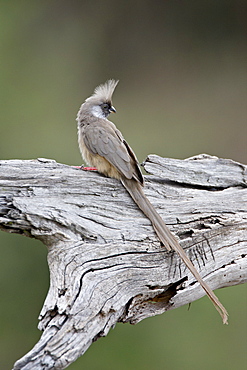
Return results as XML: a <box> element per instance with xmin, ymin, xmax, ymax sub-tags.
<box><xmin>121</xmin><ymin>177</ymin><xmax>228</xmax><ymax>324</ymax></box>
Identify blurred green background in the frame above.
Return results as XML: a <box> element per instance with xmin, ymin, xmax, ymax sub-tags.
<box><xmin>0</xmin><ymin>1</ymin><xmax>246</xmax><ymax>369</ymax></box>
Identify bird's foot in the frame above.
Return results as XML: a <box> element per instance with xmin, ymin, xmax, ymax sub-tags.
<box><xmin>72</xmin><ymin>165</ymin><xmax>98</xmax><ymax>171</ymax></box>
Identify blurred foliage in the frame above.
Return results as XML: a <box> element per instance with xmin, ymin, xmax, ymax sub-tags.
<box><xmin>0</xmin><ymin>1</ymin><xmax>246</xmax><ymax>369</ymax></box>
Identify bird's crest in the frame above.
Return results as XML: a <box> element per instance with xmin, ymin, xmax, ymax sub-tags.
<box><xmin>86</xmin><ymin>79</ymin><xmax>119</xmax><ymax>104</ymax></box>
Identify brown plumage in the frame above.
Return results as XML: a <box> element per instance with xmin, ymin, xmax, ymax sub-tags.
<box><xmin>76</xmin><ymin>79</ymin><xmax>228</xmax><ymax>324</ymax></box>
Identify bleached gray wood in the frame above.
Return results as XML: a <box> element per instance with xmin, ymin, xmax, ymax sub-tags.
<box><xmin>144</xmin><ymin>153</ymin><xmax>247</xmax><ymax>188</ymax></box>
<box><xmin>0</xmin><ymin>154</ymin><xmax>246</xmax><ymax>370</ymax></box>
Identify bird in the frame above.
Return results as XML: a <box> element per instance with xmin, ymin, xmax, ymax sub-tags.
<box><xmin>76</xmin><ymin>79</ymin><xmax>228</xmax><ymax>324</ymax></box>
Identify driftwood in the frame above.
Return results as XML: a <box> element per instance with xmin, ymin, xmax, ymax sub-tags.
<box><xmin>0</xmin><ymin>153</ymin><xmax>246</xmax><ymax>370</ymax></box>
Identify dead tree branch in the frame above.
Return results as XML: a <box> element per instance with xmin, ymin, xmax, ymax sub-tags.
<box><xmin>0</xmin><ymin>154</ymin><xmax>246</xmax><ymax>370</ymax></box>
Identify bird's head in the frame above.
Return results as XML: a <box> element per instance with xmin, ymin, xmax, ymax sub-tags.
<box><xmin>77</xmin><ymin>79</ymin><xmax>119</xmax><ymax>121</ymax></box>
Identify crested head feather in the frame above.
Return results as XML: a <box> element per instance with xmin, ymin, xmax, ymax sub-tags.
<box><xmin>86</xmin><ymin>79</ymin><xmax>119</xmax><ymax>104</ymax></box>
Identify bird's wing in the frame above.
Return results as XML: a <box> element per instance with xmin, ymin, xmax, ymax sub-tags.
<box><xmin>83</xmin><ymin>122</ymin><xmax>143</xmax><ymax>184</ymax></box>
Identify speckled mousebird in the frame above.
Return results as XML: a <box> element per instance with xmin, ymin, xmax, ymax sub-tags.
<box><xmin>76</xmin><ymin>79</ymin><xmax>228</xmax><ymax>324</ymax></box>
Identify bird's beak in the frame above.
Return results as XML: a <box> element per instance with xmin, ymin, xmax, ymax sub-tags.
<box><xmin>110</xmin><ymin>106</ymin><xmax>116</xmax><ymax>113</ymax></box>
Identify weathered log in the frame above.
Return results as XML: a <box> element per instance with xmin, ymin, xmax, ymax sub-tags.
<box><xmin>0</xmin><ymin>154</ymin><xmax>246</xmax><ymax>370</ymax></box>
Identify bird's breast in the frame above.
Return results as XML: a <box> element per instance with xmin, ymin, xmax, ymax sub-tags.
<box><xmin>78</xmin><ymin>130</ymin><xmax>121</xmax><ymax>180</ymax></box>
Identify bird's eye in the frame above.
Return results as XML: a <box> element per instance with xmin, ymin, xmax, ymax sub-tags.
<box><xmin>101</xmin><ymin>103</ymin><xmax>109</xmax><ymax>109</ymax></box>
